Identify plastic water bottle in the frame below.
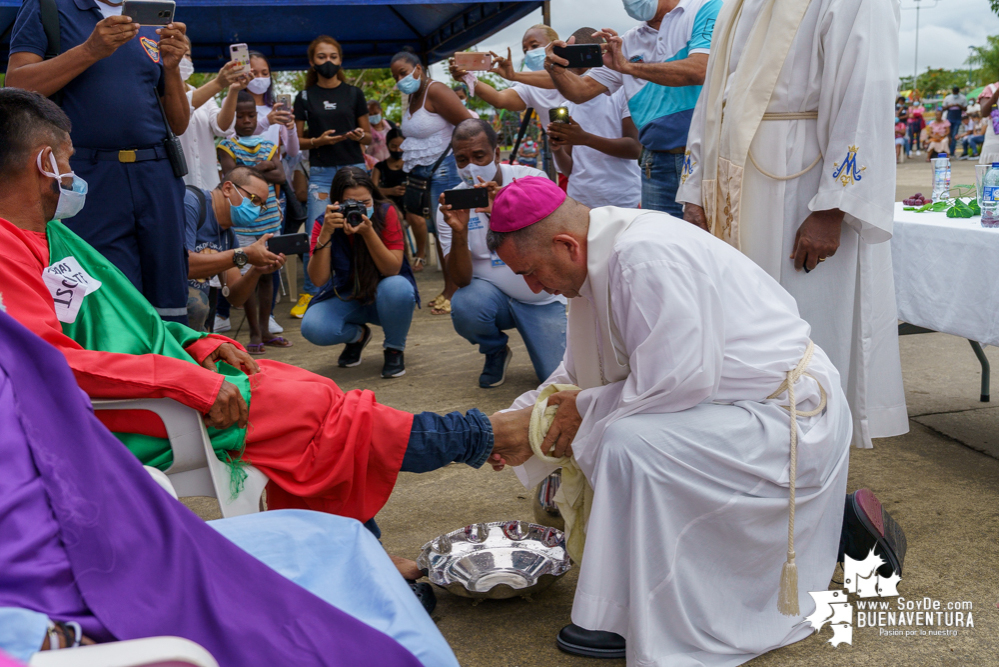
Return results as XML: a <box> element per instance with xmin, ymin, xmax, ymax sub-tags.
<box><xmin>981</xmin><ymin>162</ymin><xmax>999</xmax><ymax>227</ymax></box>
<box><xmin>931</xmin><ymin>153</ymin><xmax>951</xmax><ymax>202</ymax></box>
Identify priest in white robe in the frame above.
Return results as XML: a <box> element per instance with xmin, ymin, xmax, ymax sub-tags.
<box><xmin>481</xmin><ymin>177</ymin><xmax>906</xmax><ymax>666</ymax></box>
<box><xmin>675</xmin><ymin>0</ymin><xmax>908</xmax><ymax>450</ymax></box>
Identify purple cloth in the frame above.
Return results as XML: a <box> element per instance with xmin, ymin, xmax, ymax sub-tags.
<box><xmin>0</xmin><ymin>310</ymin><xmax>422</xmax><ymax>667</ymax></box>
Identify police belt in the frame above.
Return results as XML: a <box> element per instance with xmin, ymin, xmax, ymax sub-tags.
<box><xmin>74</xmin><ymin>145</ymin><xmax>169</xmax><ymax>163</ymax></box>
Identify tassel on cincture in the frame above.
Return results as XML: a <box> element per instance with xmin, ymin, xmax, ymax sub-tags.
<box><xmin>777</xmin><ymin>550</ymin><xmax>799</xmax><ymax>616</ymax></box>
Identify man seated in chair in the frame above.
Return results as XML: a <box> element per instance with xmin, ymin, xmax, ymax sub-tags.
<box><xmin>0</xmin><ymin>303</ymin><xmax>456</xmax><ymax>667</ymax></box>
<box><xmin>0</xmin><ymin>89</ymin><xmax>529</xmax><ymax>539</ymax></box>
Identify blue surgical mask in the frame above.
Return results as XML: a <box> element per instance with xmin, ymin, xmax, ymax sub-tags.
<box><xmin>523</xmin><ymin>46</ymin><xmax>548</xmax><ymax>72</ymax></box>
<box><xmin>369</xmin><ymin>114</ymin><xmax>382</xmax><ymax>125</ymax></box>
<box><xmin>623</xmin><ymin>0</ymin><xmax>659</xmax><ymax>22</ymax></box>
<box><xmin>229</xmin><ymin>187</ymin><xmax>263</xmax><ymax>225</ymax></box>
<box><xmin>397</xmin><ymin>72</ymin><xmax>422</xmax><ymax>95</ymax></box>
<box><xmin>238</xmin><ymin>135</ymin><xmax>266</xmax><ymax>147</ymax></box>
<box><xmin>38</xmin><ymin>150</ymin><xmax>87</xmax><ymax>220</ymax></box>
<box><xmin>366</xmin><ymin>206</ymin><xmax>375</xmax><ymax>218</ymax></box>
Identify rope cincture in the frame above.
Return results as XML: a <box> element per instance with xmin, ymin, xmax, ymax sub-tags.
<box><xmin>749</xmin><ymin>111</ymin><xmax>822</xmax><ymax>182</ymax></box>
<box><xmin>767</xmin><ymin>340</ymin><xmax>828</xmax><ymax>616</ymax></box>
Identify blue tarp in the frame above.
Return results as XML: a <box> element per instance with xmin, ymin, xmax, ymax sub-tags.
<box><xmin>0</xmin><ymin>0</ymin><xmax>542</xmax><ymax>71</ymax></box>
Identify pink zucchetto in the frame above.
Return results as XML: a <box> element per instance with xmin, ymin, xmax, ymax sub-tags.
<box><xmin>489</xmin><ymin>176</ymin><xmax>567</xmax><ymax>233</ymax></box>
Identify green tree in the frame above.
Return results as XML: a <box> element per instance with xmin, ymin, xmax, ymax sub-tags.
<box><xmin>966</xmin><ymin>34</ymin><xmax>999</xmax><ymax>87</ymax></box>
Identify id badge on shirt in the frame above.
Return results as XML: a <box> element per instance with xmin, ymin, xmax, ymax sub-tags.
<box><xmin>489</xmin><ymin>249</ymin><xmax>506</xmax><ymax>268</ymax></box>
<box><xmin>42</xmin><ymin>256</ymin><xmax>102</xmax><ymax>324</ymax></box>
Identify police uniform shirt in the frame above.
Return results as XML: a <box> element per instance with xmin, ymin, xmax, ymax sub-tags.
<box><xmin>10</xmin><ymin>0</ymin><xmax>169</xmax><ymax>150</ymax></box>
<box><xmin>183</xmin><ymin>188</ymin><xmax>235</xmax><ymax>294</ymax></box>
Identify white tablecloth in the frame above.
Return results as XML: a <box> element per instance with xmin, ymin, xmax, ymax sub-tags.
<box><xmin>892</xmin><ymin>202</ymin><xmax>999</xmax><ymax>346</ymax></box>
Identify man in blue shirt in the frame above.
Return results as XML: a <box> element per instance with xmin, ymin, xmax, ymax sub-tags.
<box><xmin>543</xmin><ymin>0</ymin><xmax>721</xmax><ymax>217</ymax></box>
<box><xmin>6</xmin><ymin>0</ymin><xmax>191</xmax><ymax>322</ymax></box>
<box><xmin>184</xmin><ymin>167</ymin><xmax>284</xmax><ymax>331</ymax></box>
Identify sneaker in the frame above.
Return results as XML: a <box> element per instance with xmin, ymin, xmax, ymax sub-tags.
<box><xmin>290</xmin><ymin>293</ymin><xmax>312</xmax><ymax>319</ymax></box>
<box><xmin>268</xmin><ymin>315</ymin><xmax>284</xmax><ymax>335</ymax></box>
<box><xmin>479</xmin><ymin>346</ymin><xmax>512</xmax><ymax>388</ymax></box>
<box><xmin>338</xmin><ymin>324</ymin><xmax>372</xmax><ymax>368</ymax></box>
<box><xmin>381</xmin><ymin>349</ymin><xmax>406</xmax><ymax>378</ymax></box>
<box><xmin>213</xmin><ymin>316</ymin><xmax>231</xmax><ymax>333</ymax></box>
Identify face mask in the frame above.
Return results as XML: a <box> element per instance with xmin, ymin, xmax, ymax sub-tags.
<box><xmin>247</xmin><ymin>76</ymin><xmax>271</xmax><ymax>95</ymax></box>
<box><xmin>179</xmin><ymin>58</ymin><xmax>194</xmax><ymax>81</ymax></box>
<box><xmin>390</xmin><ymin>149</ymin><xmax>404</xmax><ymax>160</ymax></box>
<box><xmin>366</xmin><ymin>206</ymin><xmax>375</xmax><ymax>218</ymax></box>
<box><xmin>623</xmin><ymin>0</ymin><xmax>659</xmax><ymax>22</ymax></box>
<box><xmin>369</xmin><ymin>114</ymin><xmax>382</xmax><ymax>125</ymax></box>
<box><xmin>523</xmin><ymin>46</ymin><xmax>548</xmax><ymax>72</ymax></box>
<box><xmin>315</xmin><ymin>61</ymin><xmax>341</xmax><ymax>80</ymax></box>
<box><xmin>458</xmin><ymin>160</ymin><xmax>498</xmax><ymax>187</ymax></box>
<box><xmin>396</xmin><ymin>71</ymin><xmax>422</xmax><ymax>95</ymax></box>
<box><xmin>227</xmin><ymin>187</ymin><xmax>263</xmax><ymax>225</ymax></box>
<box><xmin>238</xmin><ymin>135</ymin><xmax>265</xmax><ymax>147</ymax></box>
<box><xmin>37</xmin><ymin>150</ymin><xmax>87</xmax><ymax>220</ymax></box>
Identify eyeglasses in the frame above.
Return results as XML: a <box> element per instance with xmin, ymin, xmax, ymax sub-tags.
<box><xmin>234</xmin><ymin>184</ymin><xmax>264</xmax><ymax>206</ymax></box>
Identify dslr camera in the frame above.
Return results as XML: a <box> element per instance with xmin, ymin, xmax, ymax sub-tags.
<box><xmin>340</xmin><ymin>200</ymin><xmax>367</xmax><ymax>227</ymax></box>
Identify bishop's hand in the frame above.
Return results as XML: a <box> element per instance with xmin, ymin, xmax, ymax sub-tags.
<box><xmin>541</xmin><ymin>389</ymin><xmax>582</xmax><ymax>459</ymax></box>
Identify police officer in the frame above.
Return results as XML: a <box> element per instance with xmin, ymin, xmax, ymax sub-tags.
<box><xmin>7</xmin><ymin>0</ymin><xmax>191</xmax><ymax>323</ymax></box>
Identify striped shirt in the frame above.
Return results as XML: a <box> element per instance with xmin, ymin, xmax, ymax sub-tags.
<box><xmin>217</xmin><ymin>137</ymin><xmax>282</xmax><ymax>235</ymax></box>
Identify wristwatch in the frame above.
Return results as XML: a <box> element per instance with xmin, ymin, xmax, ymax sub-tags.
<box><xmin>233</xmin><ymin>249</ymin><xmax>248</xmax><ymax>268</ymax></box>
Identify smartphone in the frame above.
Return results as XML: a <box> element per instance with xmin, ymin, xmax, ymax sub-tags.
<box><xmin>121</xmin><ymin>0</ymin><xmax>175</xmax><ymax>25</ymax></box>
<box><xmin>453</xmin><ymin>52</ymin><xmax>493</xmax><ymax>71</ymax></box>
<box><xmin>549</xmin><ymin>106</ymin><xmax>569</xmax><ymax>124</ymax></box>
<box><xmin>444</xmin><ymin>187</ymin><xmax>490</xmax><ymax>210</ymax></box>
<box><xmin>229</xmin><ymin>43</ymin><xmax>250</xmax><ymax>76</ymax></box>
<box><xmin>551</xmin><ymin>44</ymin><xmax>603</xmax><ymax>69</ymax></box>
<box><xmin>275</xmin><ymin>93</ymin><xmax>293</xmax><ymax>110</ymax></box>
<box><xmin>266</xmin><ymin>233</ymin><xmax>310</xmax><ymax>256</ymax></box>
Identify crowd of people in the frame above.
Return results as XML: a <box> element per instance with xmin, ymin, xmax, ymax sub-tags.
<box><xmin>0</xmin><ymin>0</ymin><xmax>936</xmax><ymax>663</ymax></box>
<box><xmin>895</xmin><ymin>85</ymin><xmax>999</xmax><ymax>163</ymax></box>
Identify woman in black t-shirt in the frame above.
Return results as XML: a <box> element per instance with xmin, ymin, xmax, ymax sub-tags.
<box><xmin>294</xmin><ymin>35</ymin><xmax>372</xmax><ymax>285</ymax></box>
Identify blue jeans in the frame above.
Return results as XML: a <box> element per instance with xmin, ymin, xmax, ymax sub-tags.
<box><xmin>302</xmin><ymin>164</ymin><xmax>367</xmax><ymax>295</ymax></box>
<box><xmin>402</xmin><ymin>409</ymin><xmax>493</xmax><ymax>472</ymax></box>
<box><xmin>451</xmin><ymin>278</ymin><xmax>567</xmax><ymax>382</ymax></box>
<box><xmin>300</xmin><ymin>275</ymin><xmax>416</xmax><ymax>351</ymax></box>
<box><xmin>408</xmin><ymin>155</ymin><xmax>461</xmax><ymax>235</ymax></box>
<box><xmin>639</xmin><ymin>148</ymin><xmax>684</xmax><ymax>217</ymax></box>
<box><xmin>948</xmin><ymin>118</ymin><xmax>962</xmax><ymax>156</ymax></box>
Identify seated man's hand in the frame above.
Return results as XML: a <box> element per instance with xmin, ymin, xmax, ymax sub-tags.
<box><xmin>205</xmin><ymin>380</ymin><xmax>249</xmax><ymax>430</ymax></box>
<box><xmin>683</xmin><ymin>203</ymin><xmax>709</xmax><ymax>232</ymax></box>
<box><xmin>541</xmin><ymin>389</ymin><xmax>582</xmax><ymax>459</ymax></box>
<box><xmin>487</xmin><ymin>406</ymin><xmax>533</xmax><ymax>471</ymax></box>
<box><xmin>200</xmin><ymin>342</ymin><xmax>261</xmax><ymax>376</ymax></box>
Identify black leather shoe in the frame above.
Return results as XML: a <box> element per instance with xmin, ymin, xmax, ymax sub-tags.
<box><xmin>338</xmin><ymin>325</ymin><xmax>372</xmax><ymax>368</ymax></box>
<box><xmin>556</xmin><ymin>624</ymin><xmax>626</xmax><ymax>659</ymax></box>
<box><xmin>839</xmin><ymin>488</ymin><xmax>907</xmax><ymax>578</ymax></box>
<box><xmin>381</xmin><ymin>349</ymin><xmax>406</xmax><ymax>378</ymax></box>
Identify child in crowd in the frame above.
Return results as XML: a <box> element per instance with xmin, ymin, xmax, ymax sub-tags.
<box><xmin>372</xmin><ymin>129</ymin><xmax>407</xmax><ymax>216</ymax></box>
<box><xmin>217</xmin><ymin>91</ymin><xmax>293</xmax><ymax>354</ymax></box>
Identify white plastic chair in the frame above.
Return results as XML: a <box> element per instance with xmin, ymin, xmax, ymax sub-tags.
<box><xmin>92</xmin><ymin>398</ymin><xmax>268</xmax><ymax>518</ymax></box>
<box><xmin>29</xmin><ymin>636</ymin><xmax>219</xmax><ymax>667</ymax></box>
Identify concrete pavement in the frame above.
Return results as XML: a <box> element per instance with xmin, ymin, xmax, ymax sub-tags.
<box><xmin>194</xmin><ymin>196</ymin><xmax>999</xmax><ymax>665</ymax></box>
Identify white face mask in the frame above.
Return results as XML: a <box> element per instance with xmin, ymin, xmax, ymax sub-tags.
<box><xmin>247</xmin><ymin>76</ymin><xmax>271</xmax><ymax>95</ymax></box>
<box><xmin>458</xmin><ymin>160</ymin><xmax>499</xmax><ymax>187</ymax></box>
<box><xmin>37</xmin><ymin>150</ymin><xmax>88</xmax><ymax>220</ymax></box>
<box><xmin>179</xmin><ymin>58</ymin><xmax>195</xmax><ymax>81</ymax></box>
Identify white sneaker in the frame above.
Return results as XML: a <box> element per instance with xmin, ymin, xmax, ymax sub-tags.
<box><xmin>268</xmin><ymin>315</ymin><xmax>284</xmax><ymax>335</ymax></box>
<box><xmin>213</xmin><ymin>316</ymin><xmax>231</xmax><ymax>333</ymax></box>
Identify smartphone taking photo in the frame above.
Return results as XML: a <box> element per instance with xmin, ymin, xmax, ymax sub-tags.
<box><xmin>266</xmin><ymin>233</ymin><xmax>310</xmax><ymax>256</ymax></box>
<box><xmin>551</xmin><ymin>44</ymin><xmax>602</xmax><ymax>69</ymax></box>
<box><xmin>229</xmin><ymin>43</ymin><xmax>251</xmax><ymax>76</ymax></box>
<box><xmin>453</xmin><ymin>52</ymin><xmax>493</xmax><ymax>72</ymax></box>
<box><xmin>443</xmin><ymin>187</ymin><xmax>490</xmax><ymax>210</ymax></box>
<box><xmin>275</xmin><ymin>93</ymin><xmax>293</xmax><ymax>109</ymax></box>
<box><xmin>121</xmin><ymin>0</ymin><xmax>175</xmax><ymax>25</ymax></box>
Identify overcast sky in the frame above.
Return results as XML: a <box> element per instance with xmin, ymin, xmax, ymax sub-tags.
<box><xmin>430</xmin><ymin>0</ymin><xmax>999</xmax><ymax>83</ymax></box>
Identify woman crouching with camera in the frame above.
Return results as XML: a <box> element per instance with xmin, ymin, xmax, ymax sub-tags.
<box><xmin>301</xmin><ymin>167</ymin><xmax>418</xmax><ymax>378</ymax></box>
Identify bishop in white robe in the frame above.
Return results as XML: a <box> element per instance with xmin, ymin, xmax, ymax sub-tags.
<box><xmin>481</xmin><ymin>177</ymin><xmax>906</xmax><ymax>666</ymax></box>
<box><xmin>675</xmin><ymin>0</ymin><xmax>909</xmax><ymax>449</ymax></box>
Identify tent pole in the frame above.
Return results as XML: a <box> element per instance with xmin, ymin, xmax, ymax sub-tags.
<box><xmin>543</xmin><ymin>0</ymin><xmax>551</xmax><ymax>26</ymax></box>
